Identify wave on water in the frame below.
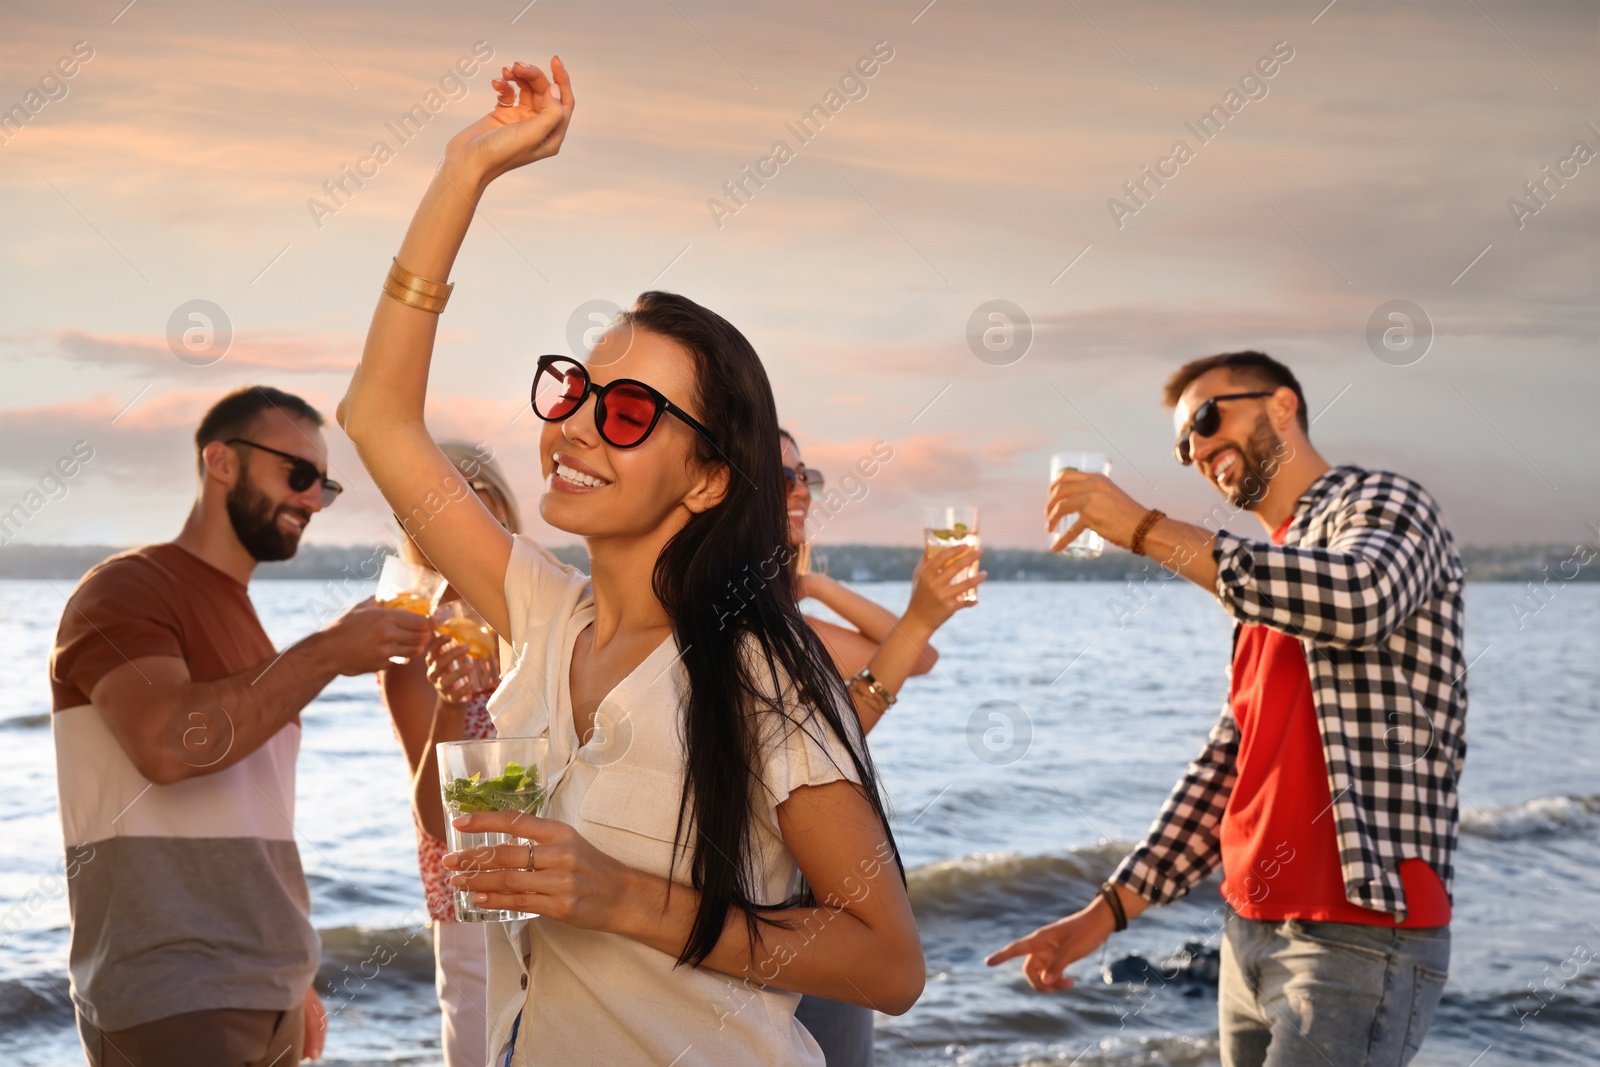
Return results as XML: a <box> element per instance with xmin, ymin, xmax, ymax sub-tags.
<box><xmin>0</xmin><ymin>923</ymin><xmax>439</xmax><ymax>1034</ymax></box>
<box><xmin>908</xmin><ymin>843</ymin><xmax>1131</xmax><ymax>921</ymax></box>
<box><xmin>1462</xmin><ymin>793</ymin><xmax>1600</xmax><ymax>839</ymax></box>
<box><xmin>315</xmin><ymin>923</ymin><xmax>439</xmax><ymax>1024</ymax></box>
<box><xmin>0</xmin><ymin>972</ymin><xmax>71</xmax><ymax>1031</ymax></box>
<box><xmin>311</xmin><ymin>691</ymin><xmax>375</xmax><ymax>704</ymax></box>
<box><xmin>893</xmin><ymin>1032</ymin><xmax>1222</xmax><ymax>1067</ymax></box>
<box><xmin>316</xmin><ymin>923</ymin><xmax>437</xmax><ymax>984</ymax></box>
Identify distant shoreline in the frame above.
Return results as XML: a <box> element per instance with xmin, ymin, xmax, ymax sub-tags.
<box><xmin>1</xmin><ymin>541</ymin><xmax>1592</xmax><ymax>584</ymax></box>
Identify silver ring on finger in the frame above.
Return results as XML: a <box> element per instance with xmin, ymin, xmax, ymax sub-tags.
<box><xmin>524</xmin><ymin>842</ymin><xmax>536</xmax><ymax>870</ymax></box>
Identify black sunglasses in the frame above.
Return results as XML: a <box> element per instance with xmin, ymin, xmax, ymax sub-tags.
<box><xmin>783</xmin><ymin>463</ymin><xmax>825</xmax><ymax>499</ymax></box>
<box><xmin>531</xmin><ymin>355</ymin><xmax>718</xmax><ymax>450</ymax></box>
<box><xmin>1173</xmin><ymin>392</ymin><xmax>1274</xmax><ymax>466</ymax></box>
<box><xmin>226</xmin><ymin>438</ymin><xmax>342</xmax><ymax>505</ymax></box>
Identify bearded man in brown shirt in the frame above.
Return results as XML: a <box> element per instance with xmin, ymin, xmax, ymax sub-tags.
<box><xmin>49</xmin><ymin>386</ymin><xmax>433</xmax><ymax>1066</ymax></box>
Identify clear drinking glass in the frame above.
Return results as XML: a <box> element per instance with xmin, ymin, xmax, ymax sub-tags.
<box><xmin>437</xmin><ymin>736</ymin><xmax>549</xmax><ymax>923</ymax></box>
<box><xmin>431</xmin><ymin>600</ymin><xmax>500</xmax><ymax>700</ymax></box>
<box><xmin>924</xmin><ymin>506</ymin><xmax>981</xmax><ymax>605</ymax></box>
<box><xmin>375</xmin><ymin>555</ymin><xmax>447</xmax><ymax>663</ymax></box>
<box><xmin>1050</xmin><ymin>451</ymin><xmax>1112</xmax><ymax>559</ymax></box>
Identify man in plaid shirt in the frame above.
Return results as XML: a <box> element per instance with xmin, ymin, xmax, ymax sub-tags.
<box><xmin>988</xmin><ymin>352</ymin><xmax>1466</xmax><ymax>1067</ymax></box>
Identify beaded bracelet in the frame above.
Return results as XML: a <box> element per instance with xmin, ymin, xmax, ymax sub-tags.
<box><xmin>1129</xmin><ymin>508</ymin><xmax>1166</xmax><ymax>558</ymax></box>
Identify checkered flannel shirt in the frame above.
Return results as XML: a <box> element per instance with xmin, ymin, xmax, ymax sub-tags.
<box><xmin>1111</xmin><ymin>465</ymin><xmax>1468</xmax><ymax>922</ymax></box>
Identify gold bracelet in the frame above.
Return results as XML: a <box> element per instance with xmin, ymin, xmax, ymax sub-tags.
<box><xmin>382</xmin><ymin>273</ymin><xmax>448</xmax><ymax>314</ymax></box>
<box><xmin>851</xmin><ymin>666</ymin><xmax>897</xmax><ymax>707</ymax></box>
<box><xmin>847</xmin><ymin>675</ymin><xmax>891</xmax><ymax>713</ymax></box>
<box><xmin>1129</xmin><ymin>508</ymin><xmax>1166</xmax><ymax>557</ymax></box>
<box><xmin>389</xmin><ymin>257</ymin><xmax>453</xmax><ymax>298</ymax></box>
<box><xmin>382</xmin><ymin>257</ymin><xmax>453</xmax><ymax>314</ymax></box>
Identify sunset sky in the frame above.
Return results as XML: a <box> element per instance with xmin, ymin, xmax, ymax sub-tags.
<box><xmin>2</xmin><ymin>1</ymin><xmax>1595</xmax><ymax>554</ymax></box>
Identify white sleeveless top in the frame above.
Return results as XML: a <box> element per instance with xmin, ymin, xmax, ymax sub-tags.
<box><xmin>481</xmin><ymin>534</ymin><xmax>863</xmax><ymax>1066</ymax></box>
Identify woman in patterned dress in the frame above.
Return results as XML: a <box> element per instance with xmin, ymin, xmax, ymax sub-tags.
<box><xmin>378</xmin><ymin>439</ymin><xmax>522</xmax><ymax>1067</ymax></box>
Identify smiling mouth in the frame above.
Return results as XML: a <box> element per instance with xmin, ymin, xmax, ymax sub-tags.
<box><xmin>554</xmin><ymin>461</ymin><xmax>611</xmax><ymax>489</ymax></box>
<box><xmin>1210</xmin><ymin>449</ymin><xmax>1242</xmax><ymax>485</ymax></box>
<box><xmin>277</xmin><ymin>510</ymin><xmax>308</xmax><ymax>534</ymax></box>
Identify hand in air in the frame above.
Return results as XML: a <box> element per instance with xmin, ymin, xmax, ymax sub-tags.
<box><xmin>445</xmin><ymin>57</ymin><xmax>575</xmax><ymax>183</ymax></box>
<box><xmin>1046</xmin><ymin>469</ymin><xmax>1146</xmax><ymax>552</ymax></box>
<box><xmin>904</xmin><ymin>544</ymin><xmax>984</xmax><ymax>632</ymax></box>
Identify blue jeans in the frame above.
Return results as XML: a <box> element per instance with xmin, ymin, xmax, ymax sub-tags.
<box><xmin>795</xmin><ymin>995</ymin><xmax>874</xmax><ymax>1066</ymax></box>
<box><xmin>1220</xmin><ymin>914</ymin><xmax>1450</xmax><ymax>1067</ymax></box>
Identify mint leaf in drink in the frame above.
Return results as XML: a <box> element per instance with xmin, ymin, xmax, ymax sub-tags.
<box><xmin>444</xmin><ymin>762</ymin><xmax>544</xmax><ymax>815</ymax></box>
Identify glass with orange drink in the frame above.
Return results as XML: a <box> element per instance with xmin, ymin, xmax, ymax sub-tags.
<box><xmin>431</xmin><ymin>600</ymin><xmax>500</xmax><ymax>700</ymax></box>
<box><xmin>375</xmin><ymin>554</ymin><xmax>448</xmax><ymax>663</ymax></box>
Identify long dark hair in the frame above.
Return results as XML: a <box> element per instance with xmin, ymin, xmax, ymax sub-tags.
<box><xmin>624</xmin><ymin>291</ymin><xmax>902</xmax><ymax>966</ymax></box>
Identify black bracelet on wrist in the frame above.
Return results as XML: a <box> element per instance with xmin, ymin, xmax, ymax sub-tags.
<box><xmin>1098</xmin><ymin>882</ymin><xmax>1129</xmax><ymax>932</ymax></box>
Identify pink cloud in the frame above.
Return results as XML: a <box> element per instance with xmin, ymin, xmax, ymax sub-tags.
<box><xmin>0</xmin><ymin>387</ymin><xmax>347</xmax><ymax>475</ymax></box>
<box><xmin>775</xmin><ymin>430</ymin><xmax>1060</xmax><ymax>547</ymax></box>
<box><xmin>48</xmin><ymin>328</ymin><xmax>359</xmax><ymax>375</ymax></box>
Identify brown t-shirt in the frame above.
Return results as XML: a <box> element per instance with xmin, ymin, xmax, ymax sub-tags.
<box><xmin>51</xmin><ymin>542</ymin><xmax>275</xmax><ymax>709</ymax></box>
<box><xmin>48</xmin><ymin>542</ymin><xmax>319</xmax><ymax>1031</ymax></box>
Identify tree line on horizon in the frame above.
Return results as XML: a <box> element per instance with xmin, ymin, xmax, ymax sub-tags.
<box><xmin>0</xmin><ymin>541</ymin><xmax>1593</xmax><ymax>584</ymax></box>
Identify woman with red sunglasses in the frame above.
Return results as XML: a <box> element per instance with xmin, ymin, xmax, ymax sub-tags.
<box><xmin>337</xmin><ymin>56</ymin><xmax>923</xmax><ymax>1067</ymax></box>
<box><xmin>779</xmin><ymin>428</ymin><xmax>982</xmax><ymax>1064</ymax></box>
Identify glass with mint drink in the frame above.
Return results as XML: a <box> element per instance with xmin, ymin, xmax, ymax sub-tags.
<box><xmin>923</xmin><ymin>506</ymin><xmax>981</xmax><ymax>605</ymax></box>
<box><xmin>437</xmin><ymin>737</ymin><xmax>550</xmax><ymax>922</ymax></box>
<box><xmin>1049</xmin><ymin>452</ymin><xmax>1111</xmax><ymax>559</ymax></box>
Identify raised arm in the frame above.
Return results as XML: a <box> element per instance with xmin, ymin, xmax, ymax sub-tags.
<box><xmin>801</xmin><ymin>573</ymin><xmax>900</xmax><ymax>646</ymax></box>
<box><xmin>91</xmin><ymin>600</ymin><xmax>430</xmax><ymax>785</ymax></box>
<box><xmin>844</xmin><ymin>544</ymin><xmax>980</xmax><ymax>734</ymax></box>
<box><xmin>1047</xmin><ymin>468</ymin><xmax>1455</xmax><ymax>651</ymax></box>
<box><xmin>337</xmin><ymin>58</ymin><xmax>575</xmax><ymax>639</ymax></box>
<box><xmin>801</xmin><ymin>572</ymin><xmax>939</xmax><ymax>678</ymax></box>
<box><xmin>804</xmin><ymin>617</ymin><xmax>886</xmax><ymax>679</ymax></box>
<box><xmin>1207</xmin><ymin>473</ymin><xmax>1453</xmax><ymax>648</ymax></box>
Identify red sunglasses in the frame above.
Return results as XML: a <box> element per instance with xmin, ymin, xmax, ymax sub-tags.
<box><xmin>531</xmin><ymin>355</ymin><xmax>718</xmax><ymax>450</ymax></box>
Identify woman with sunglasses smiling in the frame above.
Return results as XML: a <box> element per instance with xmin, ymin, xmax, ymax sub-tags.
<box><xmin>779</xmin><ymin>427</ymin><xmax>980</xmax><ymax>1065</ymax></box>
<box><xmin>779</xmin><ymin>428</ymin><xmax>981</xmax><ymax>727</ymax></box>
<box><xmin>337</xmin><ymin>56</ymin><xmax>922</xmax><ymax>1067</ymax></box>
